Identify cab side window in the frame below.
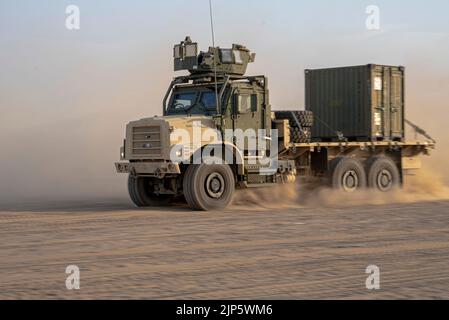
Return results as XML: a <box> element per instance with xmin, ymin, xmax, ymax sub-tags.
<box><xmin>238</xmin><ymin>94</ymin><xmax>251</xmax><ymax>113</ymax></box>
<box><xmin>236</xmin><ymin>93</ymin><xmax>258</xmax><ymax>113</ymax></box>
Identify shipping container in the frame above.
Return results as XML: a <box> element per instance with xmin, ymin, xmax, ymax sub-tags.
<box><xmin>305</xmin><ymin>64</ymin><xmax>405</xmax><ymax>142</ymax></box>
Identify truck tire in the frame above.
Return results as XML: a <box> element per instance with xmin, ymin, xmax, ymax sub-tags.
<box><xmin>329</xmin><ymin>157</ymin><xmax>367</xmax><ymax>192</ymax></box>
<box><xmin>291</xmin><ymin>127</ymin><xmax>312</xmax><ymax>143</ymax></box>
<box><xmin>275</xmin><ymin>110</ymin><xmax>314</xmax><ymax>128</ymax></box>
<box><xmin>297</xmin><ymin>110</ymin><xmax>314</xmax><ymax>127</ymax></box>
<box><xmin>366</xmin><ymin>156</ymin><xmax>400</xmax><ymax>191</ymax></box>
<box><xmin>183</xmin><ymin>163</ymin><xmax>235</xmax><ymax>211</ymax></box>
<box><xmin>275</xmin><ymin>111</ymin><xmax>314</xmax><ymax>143</ymax></box>
<box><xmin>128</xmin><ymin>175</ymin><xmax>174</xmax><ymax>207</ymax></box>
<box><xmin>182</xmin><ymin>164</ymin><xmax>198</xmax><ymax>208</ymax></box>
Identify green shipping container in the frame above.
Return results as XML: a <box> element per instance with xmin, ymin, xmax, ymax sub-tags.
<box><xmin>305</xmin><ymin>64</ymin><xmax>405</xmax><ymax>142</ymax></box>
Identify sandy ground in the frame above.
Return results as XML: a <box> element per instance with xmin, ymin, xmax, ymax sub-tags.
<box><xmin>0</xmin><ymin>197</ymin><xmax>449</xmax><ymax>299</ymax></box>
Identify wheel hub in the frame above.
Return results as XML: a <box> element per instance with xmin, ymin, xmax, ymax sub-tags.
<box><xmin>205</xmin><ymin>173</ymin><xmax>225</xmax><ymax>198</ymax></box>
<box><xmin>377</xmin><ymin>169</ymin><xmax>393</xmax><ymax>191</ymax></box>
<box><xmin>342</xmin><ymin>170</ymin><xmax>359</xmax><ymax>192</ymax></box>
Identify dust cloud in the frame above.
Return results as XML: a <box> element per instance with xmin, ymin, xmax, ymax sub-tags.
<box><xmin>232</xmin><ymin>167</ymin><xmax>449</xmax><ymax>210</ymax></box>
<box><xmin>0</xmin><ymin>44</ymin><xmax>173</xmax><ymax>204</ymax></box>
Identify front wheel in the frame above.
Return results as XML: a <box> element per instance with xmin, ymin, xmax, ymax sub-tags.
<box><xmin>183</xmin><ymin>163</ymin><xmax>235</xmax><ymax>211</ymax></box>
<box><xmin>128</xmin><ymin>175</ymin><xmax>174</xmax><ymax>207</ymax></box>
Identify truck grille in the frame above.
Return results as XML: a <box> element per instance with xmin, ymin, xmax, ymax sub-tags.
<box><xmin>132</xmin><ymin>125</ymin><xmax>162</xmax><ymax>157</ymax></box>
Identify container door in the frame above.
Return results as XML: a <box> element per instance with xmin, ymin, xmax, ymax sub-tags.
<box><xmin>372</xmin><ymin>68</ymin><xmax>386</xmax><ymax>139</ymax></box>
<box><xmin>389</xmin><ymin>69</ymin><xmax>404</xmax><ymax>140</ymax></box>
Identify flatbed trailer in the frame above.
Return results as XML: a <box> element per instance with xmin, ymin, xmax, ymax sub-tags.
<box><xmin>272</xmin><ymin>137</ymin><xmax>435</xmax><ymax>191</ymax></box>
<box><xmin>284</xmin><ymin>140</ymin><xmax>434</xmax><ymax>161</ymax></box>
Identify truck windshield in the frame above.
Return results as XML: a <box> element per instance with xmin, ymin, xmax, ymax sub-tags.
<box><xmin>171</xmin><ymin>92</ymin><xmax>197</xmax><ymax>110</ymax></box>
<box><xmin>167</xmin><ymin>89</ymin><xmax>223</xmax><ymax>116</ymax></box>
<box><xmin>200</xmin><ymin>92</ymin><xmax>218</xmax><ymax>110</ymax></box>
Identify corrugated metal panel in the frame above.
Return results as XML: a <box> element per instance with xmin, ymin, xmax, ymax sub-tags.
<box><xmin>305</xmin><ymin>64</ymin><xmax>404</xmax><ymax>142</ymax></box>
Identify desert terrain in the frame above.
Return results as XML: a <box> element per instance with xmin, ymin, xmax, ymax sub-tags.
<box><xmin>1</xmin><ymin>187</ymin><xmax>449</xmax><ymax>299</ymax></box>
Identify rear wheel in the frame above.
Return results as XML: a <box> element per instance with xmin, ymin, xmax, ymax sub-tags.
<box><xmin>128</xmin><ymin>175</ymin><xmax>174</xmax><ymax>207</ymax></box>
<box><xmin>183</xmin><ymin>163</ymin><xmax>235</xmax><ymax>211</ymax></box>
<box><xmin>329</xmin><ymin>157</ymin><xmax>367</xmax><ymax>192</ymax></box>
<box><xmin>366</xmin><ymin>156</ymin><xmax>400</xmax><ymax>191</ymax></box>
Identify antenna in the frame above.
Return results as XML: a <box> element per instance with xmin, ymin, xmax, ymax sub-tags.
<box><xmin>208</xmin><ymin>0</ymin><xmax>220</xmax><ymax>115</ymax></box>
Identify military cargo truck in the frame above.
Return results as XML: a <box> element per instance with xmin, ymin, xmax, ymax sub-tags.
<box><xmin>115</xmin><ymin>37</ymin><xmax>435</xmax><ymax>211</ymax></box>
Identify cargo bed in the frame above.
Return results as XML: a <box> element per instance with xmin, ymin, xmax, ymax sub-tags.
<box><xmin>288</xmin><ymin>140</ymin><xmax>435</xmax><ymax>150</ymax></box>
<box><xmin>276</xmin><ymin>137</ymin><xmax>435</xmax><ymax>184</ymax></box>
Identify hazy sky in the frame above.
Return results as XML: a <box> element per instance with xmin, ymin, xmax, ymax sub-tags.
<box><xmin>1</xmin><ymin>1</ymin><xmax>448</xmax><ymax>201</ymax></box>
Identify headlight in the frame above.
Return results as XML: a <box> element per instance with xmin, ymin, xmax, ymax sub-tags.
<box><xmin>120</xmin><ymin>146</ymin><xmax>125</xmax><ymax>160</ymax></box>
<box><xmin>175</xmin><ymin>149</ymin><xmax>183</xmax><ymax>157</ymax></box>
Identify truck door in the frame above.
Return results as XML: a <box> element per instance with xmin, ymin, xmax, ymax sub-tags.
<box><xmin>231</xmin><ymin>88</ymin><xmax>263</xmax><ymax>156</ymax></box>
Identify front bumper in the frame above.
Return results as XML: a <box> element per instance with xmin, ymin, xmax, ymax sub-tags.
<box><xmin>115</xmin><ymin>162</ymin><xmax>181</xmax><ymax>177</ymax></box>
